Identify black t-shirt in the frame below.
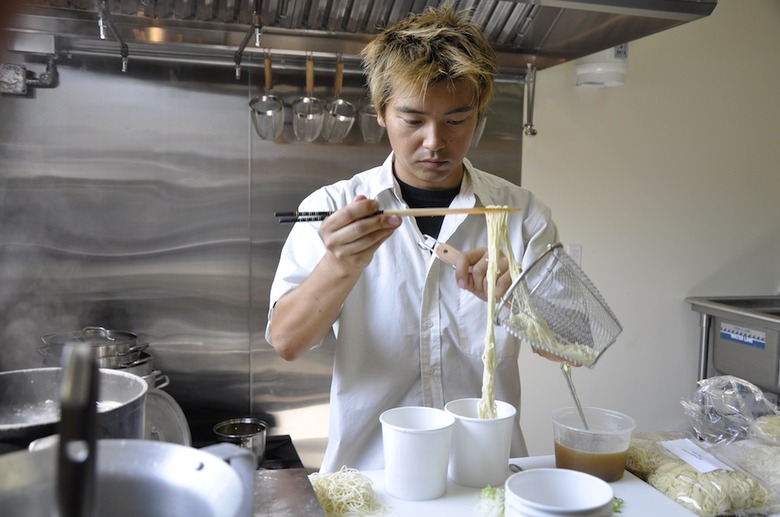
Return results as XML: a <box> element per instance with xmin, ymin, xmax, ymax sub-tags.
<box><xmin>395</xmin><ymin>175</ymin><xmax>460</xmax><ymax>239</ymax></box>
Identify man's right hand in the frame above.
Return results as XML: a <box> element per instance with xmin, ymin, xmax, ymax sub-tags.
<box><xmin>270</xmin><ymin>196</ymin><xmax>401</xmax><ymax>361</ymax></box>
<box><xmin>319</xmin><ymin>195</ymin><xmax>402</xmax><ymax>274</ymax></box>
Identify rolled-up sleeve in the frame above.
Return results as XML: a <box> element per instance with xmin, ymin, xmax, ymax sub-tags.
<box><xmin>264</xmin><ymin>198</ymin><xmax>332</xmax><ymax>347</ymax></box>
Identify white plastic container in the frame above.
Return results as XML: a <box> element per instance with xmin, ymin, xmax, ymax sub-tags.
<box><xmin>445</xmin><ymin>398</ymin><xmax>516</xmax><ymax>487</ymax></box>
<box><xmin>379</xmin><ymin>406</ymin><xmax>455</xmax><ymax>501</ymax></box>
<box><xmin>551</xmin><ymin>406</ymin><xmax>635</xmax><ymax>482</ymax></box>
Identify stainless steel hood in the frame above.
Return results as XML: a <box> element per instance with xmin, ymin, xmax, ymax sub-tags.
<box><xmin>3</xmin><ymin>0</ymin><xmax>717</xmax><ymax>78</ymax></box>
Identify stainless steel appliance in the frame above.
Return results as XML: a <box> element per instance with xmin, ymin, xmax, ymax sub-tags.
<box><xmin>687</xmin><ymin>296</ymin><xmax>780</xmax><ymax>400</ymax></box>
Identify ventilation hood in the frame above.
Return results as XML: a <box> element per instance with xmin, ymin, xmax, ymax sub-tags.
<box><xmin>3</xmin><ymin>0</ymin><xmax>717</xmax><ymax>78</ymax></box>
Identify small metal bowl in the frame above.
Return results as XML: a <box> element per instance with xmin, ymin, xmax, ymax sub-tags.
<box><xmin>213</xmin><ymin>417</ymin><xmax>267</xmax><ymax>467</ymax></box>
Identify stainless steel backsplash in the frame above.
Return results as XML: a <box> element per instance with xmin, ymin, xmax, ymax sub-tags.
<box><xmin>0</xmin><ymin>55</ymin><xmax>523</xmax><ymax>469</ymax></box>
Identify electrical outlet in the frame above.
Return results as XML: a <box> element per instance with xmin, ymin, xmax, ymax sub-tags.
<box><xmin>565</xmin><ymin>244</ymin><xmax>582</xmax><ymax>266</ymax></box>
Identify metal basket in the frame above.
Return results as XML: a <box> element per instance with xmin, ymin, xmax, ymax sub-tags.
<box><xmin>495</xmin><ymin>243</ymin><xmax>622</xmax><ymax>367</ymax></box>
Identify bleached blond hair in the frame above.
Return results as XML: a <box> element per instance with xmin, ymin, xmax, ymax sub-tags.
<box><xmin>361</xmin><ymin>5</ymin><xmax>497</xmax><ymax>121</ymax></box>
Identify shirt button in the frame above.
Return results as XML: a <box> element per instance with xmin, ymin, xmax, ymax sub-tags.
<box><xmin>425</xmin><ymin>320</ymin><xmax>434</xmax><ymax>328</ymax></box>
<box><xmin>425</xmin><ymin>367</ymin><xmax>435</xmax><ymax>375</ymax></box>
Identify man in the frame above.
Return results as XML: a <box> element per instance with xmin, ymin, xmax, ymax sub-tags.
<box><xmin>266</xmin><ymin>6</ymin><xmax>558</xmax><ymax>472</ymax></box>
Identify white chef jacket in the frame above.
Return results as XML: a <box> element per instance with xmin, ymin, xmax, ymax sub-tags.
<box><xmin>266</xmin><ymin>153</ymin><xmax>558</xmax><ymax>472</ymax></box>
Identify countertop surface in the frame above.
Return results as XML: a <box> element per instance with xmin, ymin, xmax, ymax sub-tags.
<box><xmin>362</xmin><ymin>455</ymin><xmax>698</xmax><ymax>517</ymax></box>
<box><xmin>253</xmin><ymin>467</ymin><xmax>326</xmax><ymax>517</ymax></box>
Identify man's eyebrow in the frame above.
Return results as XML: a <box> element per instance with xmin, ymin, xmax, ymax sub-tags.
<box><xmin>394</xmin><ymin>105</ymin><xmax>475</xmax><ymax>116</ymax></box>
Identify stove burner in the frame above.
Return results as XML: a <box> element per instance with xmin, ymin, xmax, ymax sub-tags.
<box><xmin>258</xmin><ymin>435</ymin><xmax>304</xmax><ymax>469</ymax></box>
<box><xmin>195</xmin><ymin>434</ymin><xmax>303</xmax><ymax>470</ymax></box>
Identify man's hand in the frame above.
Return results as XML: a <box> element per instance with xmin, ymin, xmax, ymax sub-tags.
<box><xmin>319</xmin><ymin>195</ymin><xmax>402</xmax><ymax>274</ymax></box>
<box><xmin>454</xmin><ymin>247</ymin><xmax>513</xmax><ymax>301</ymax></box>
<box><xmin>270</xmin><ymin>196</ymin><xmax>400</xmax><ymax>361</ymax></box>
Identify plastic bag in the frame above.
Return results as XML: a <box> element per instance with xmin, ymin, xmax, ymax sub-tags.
<box><xmin>627</xmin><ymin>432</ymin><xmax>778</xmax><ymax>517</ymax></box>
<box><xmin>751</xmin><ymin>413</ymin><xmax>780</xmax><ymax>446</ymax></box>
<box><xmin>713</xmin><ymin>439</ymin><xmax>780</xmax><ymax>499</ymax></box>
<box><xmin>680</xmin><ymin>376</ymin><xmax>780</xmax><ymax>445</ymax></box>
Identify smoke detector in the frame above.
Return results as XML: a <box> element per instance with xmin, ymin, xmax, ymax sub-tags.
<box><xmin>575</xmin><ymin>44</ymin><xmax>628</xmax><ymax>88</ymax></box>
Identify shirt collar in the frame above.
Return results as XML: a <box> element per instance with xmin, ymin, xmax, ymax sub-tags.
<box><xmin>373</xmin><ymin>152</ymin><xmax>487</xmax><ymax>209</ymax></box>
<box><xmin>368</xmin><ymin>152</ymin><xmax>401</xmax><ymax>204</ymax></box>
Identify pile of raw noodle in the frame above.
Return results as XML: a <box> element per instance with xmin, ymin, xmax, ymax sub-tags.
<box><xmin>627</xmin><ymin>432</ymin><xmax>779</xmax><ymax>517</ymax></box>
<box><xmin>309</xmin><ymin>466</ymin><xmax>387</xmax><ymax>517</ymax></box>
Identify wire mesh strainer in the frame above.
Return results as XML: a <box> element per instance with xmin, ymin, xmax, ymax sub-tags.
<box><xmin>495</xmin><ymin>243</ymin><xmax>622</xmax><ymax>367</ymax></box>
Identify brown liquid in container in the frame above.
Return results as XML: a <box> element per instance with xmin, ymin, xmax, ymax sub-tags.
<box><xmin>554</xmin><ymin>441</ymin><xmax>628</xmax><ymax>482</ymax></box>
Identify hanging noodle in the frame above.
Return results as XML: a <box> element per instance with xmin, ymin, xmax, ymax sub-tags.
<box><xmin>478</xmin><ymin>207</ymin><xmax>519</xmax><ymax>419</ymax></box>
<box><xmin>309</xmin><ymin>466</ymin><xmax>387</xmax><ymax>517</ymax></box>
<box><xmin>477</xmin><ymin>207</ymin><xmax>598</xmax><ymax>385</ymax></box>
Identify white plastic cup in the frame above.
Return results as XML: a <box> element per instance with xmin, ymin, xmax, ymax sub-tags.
<box><xmin>379</xmin><ymin>406</ymin><xmax>455</xmax><ymax>501</ymax></box>
<box><xmin>445</xmin><ymin>398</ymin><xmax>517</xmax><ymax>487</ymax></box>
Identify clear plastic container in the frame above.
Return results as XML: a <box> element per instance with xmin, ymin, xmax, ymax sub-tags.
<box><xmin>551</xmin><ymin>406</ymin><xmax>636</xmax><ymax>482</ymax></box>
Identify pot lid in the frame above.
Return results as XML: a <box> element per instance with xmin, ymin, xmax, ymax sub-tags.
<box><xmin>41</xmin><ymin>326</ymin><xmax>137</xmax><ymax>348</ymax></box>
<box><xmin>144</xmin><ymin>388</ymin><xmax>191</xmax><ymax>447</ymax></box>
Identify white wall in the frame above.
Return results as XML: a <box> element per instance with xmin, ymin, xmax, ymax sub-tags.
<box><xmin>518</xmin><ymin>0</ymin><xmax>780</xmax><ymax>455</ymax></box>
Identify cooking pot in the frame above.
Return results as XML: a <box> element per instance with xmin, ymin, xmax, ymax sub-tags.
<box><xmin>40</xmin><ymin>346</ymin><xmax>152</xmax><ymax>370</ymax></box>
<box><xmin>40</xmin><ymin>326</ymin><xmax>148</xmax><ymax>368</ymax></box>
<box><xmin>42</xmin><ymin>349</ymin><xmax>169</xmax><ymax>388</ymax></box>
<box><xmin>0</xmin><ymin>366</ymin><xmax>147</xmax><ymax>446</ymax></box>
<box><xmin>214</xmin><ymin>416</ymin><xmax>267</xmax><ymax>467</ymax></box>
<box><xmin>116</xmin><ymin>352</ymin><xmax>170</xmax><ymax>388</ymax></box>
<box><xmin>0</xmin><ymin>439</ymin><xmax>255</xmax><ymax>517</ymax></box>
<box><xmin>1</xmin><ymin>344</ymin><xmax>252</xmax><ymax>517</ymax></box>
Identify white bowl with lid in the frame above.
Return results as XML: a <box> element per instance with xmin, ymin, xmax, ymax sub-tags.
<box><xmin>504</xmin><ymin>468</ymin><xmax>614</xmax><ymax>517</ymax></box>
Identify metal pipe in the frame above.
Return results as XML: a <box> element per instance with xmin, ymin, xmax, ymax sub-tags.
<box><xmin>523</xmin><ymin>63</ymin><xmax>537</xmax><ymax>136</ymax></box>
<box><xmin>58</xmin><ymin>47</ymin><xmax>526</xmax><ymax>83</ymax></box>
<box><xmin>697</xmin><ymin>313</ymin><xmax>712</xmax><ymax>381</ymax></box>
<box><xmin>97</xmin><ymin>0</ymin><xmax>129</xmax><ymax>72</ymax></box>
<box><xmin>25</xmin><ymin>56</ymin><xmax>59</xmax><ymax>89</ymax></box>
<box><xmin>234</xmin><ymin>0</ymin><xmax>262</xmax><ymax>79</ymax></box>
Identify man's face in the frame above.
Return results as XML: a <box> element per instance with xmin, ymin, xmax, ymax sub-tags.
<box><xmin>377</xmin><ymin>78</ymin><xmax>479</xmax><ymax>190</ymax></box>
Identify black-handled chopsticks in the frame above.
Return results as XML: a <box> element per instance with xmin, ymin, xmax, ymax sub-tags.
<box><xmin>275</xmin><ymin>207</ymin><xmax>520</xmax><ymax>223</ymax></box>
<box><xmin>275</xmin><ymin>211</ymin><xmax>338</xmax><ymax>223</ymax></box>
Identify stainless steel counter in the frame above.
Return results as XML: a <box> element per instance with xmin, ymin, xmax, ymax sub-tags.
<box><xmin>253</xmin><ymin>468</ymin><xmax>325</xmax><ymax>517</ymax></box>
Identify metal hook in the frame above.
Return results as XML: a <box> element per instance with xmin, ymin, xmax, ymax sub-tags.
<box><xmin>417</xmin><ymin>234</ymin><xmax>438</xmax><ymax>254</ymax></box>
<box><xmin>418</xmin><ymin>235</ymin><xmax>458</xmax><ymax>269</ymax></box>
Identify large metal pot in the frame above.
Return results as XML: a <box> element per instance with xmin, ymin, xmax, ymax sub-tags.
<box><xmin>40</xmin><ymin>326</ymin><xmax>148</xmax><ymax>369</ymax></box>
<box><xmin>0</xmin><ymin>440</ymin><xmax>255</xmax><ymax>517</ymax></box>
<box><xmin>0</xmin><ymin>367</ymin><xmax>147</xmax><ymax>446</ymax></box>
